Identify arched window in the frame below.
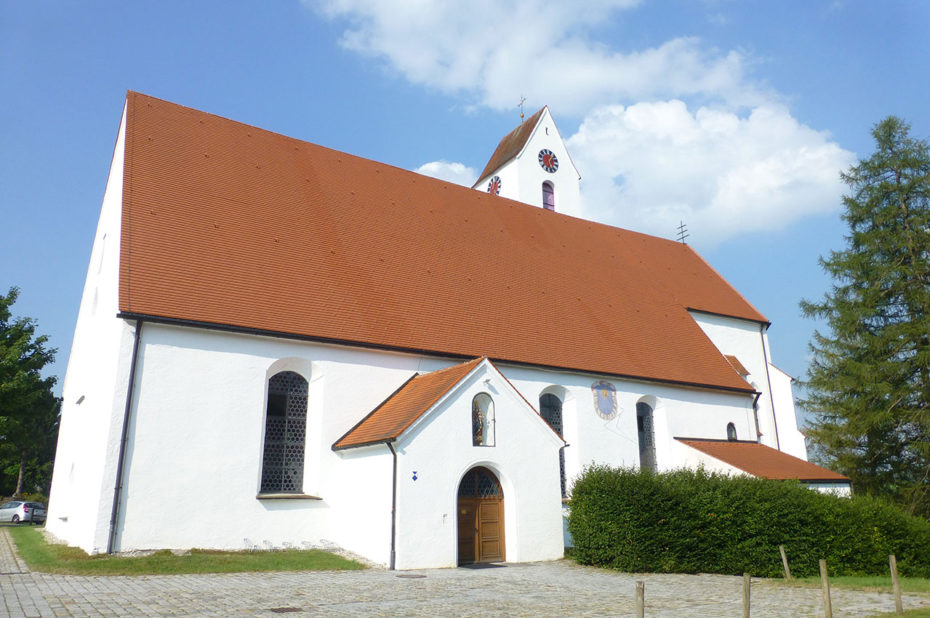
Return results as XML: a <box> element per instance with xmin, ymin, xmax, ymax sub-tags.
<box><xmin>261</xmin><ymin>371</ymin><xmax>308</xmax><ymax>493</ymax></box>
<box><xmin>727</xmin><ymin>422</ymin><xmax>738</xmax><ymax>441</ymax></box>
<box><xmin>542</xmin><ymin>181</ymin><xmax>555</xmax><ymax>211</ymax></box>
<box><xmin>472</xmin><ymin>393</ymin><xmax>495</xmax><ymax>446</ymax></box>
<box><xmin>540</xmin><ymin>393</ymin><xmax>567</xmax><ymax>498</ymax></box>
<box><xmin>636</xmin><ymin>402</ymin><xmax>656</xmax><ymax>472</ymax></box>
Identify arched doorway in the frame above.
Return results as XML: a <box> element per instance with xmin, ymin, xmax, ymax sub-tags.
<box><xmin>457</xmin><ymin>466</ymin><xmax>505</xmax><ymax>565</ymax></box>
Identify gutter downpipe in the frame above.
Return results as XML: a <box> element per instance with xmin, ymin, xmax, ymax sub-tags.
<box><xmin>752</xmin><ymin>391</ymin><xmax>763</xmax><ymax>442</ymax></box>
<box><xmin>759</xmin><ymin>324</ymin><xmax>781</xmax><ymax>450</ymax></box>
<box><xmin>387</xmin><ymin>442</ymin><xmax>398</xmax><ymax>570</ymax></box>
<box><xmin>107</xmin><ymin>319</ymin><xmax>143</xmax><ymax>554</ymax></box>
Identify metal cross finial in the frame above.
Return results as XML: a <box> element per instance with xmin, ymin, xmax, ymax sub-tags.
<box><xmin>518</xmin><ymin>96</ymin><xmax>526</xmax><ymax>122</ymax></box>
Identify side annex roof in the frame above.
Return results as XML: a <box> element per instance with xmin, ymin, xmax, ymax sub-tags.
<box><xmin>676</xmin><ymin>438</ymin><xmax>850</xmax><ymax>482</ymax></box>
<box><xmin>333</xmin><ymin>357</ymin><xmax>562</xmax><ymax>450</ymax></box>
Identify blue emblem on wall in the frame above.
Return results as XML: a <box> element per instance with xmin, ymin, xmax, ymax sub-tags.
<box><xmin>591</xmin><ymin>380</ymin><xmax>618</xmax><ymax>420</ymax></box>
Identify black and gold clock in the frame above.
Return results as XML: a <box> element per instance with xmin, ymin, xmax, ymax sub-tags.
<box><xmin>538</xmin><ymin>149</ymin><xmax>559</xmax><ymax>173</ymax></box>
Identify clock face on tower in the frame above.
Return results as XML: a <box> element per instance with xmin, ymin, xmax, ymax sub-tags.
<box><xmin>538</xmin><ymin>149</ymin><xmax>559</xmax><ymax>173</ymax></box>
<box><xmin>487</xmin><ymin>176</ymin><xmax>502</xmax><ymax>195</ymax></box>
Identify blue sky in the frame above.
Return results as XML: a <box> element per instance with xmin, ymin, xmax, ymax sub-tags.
<box><xmin>2</xmin><ymin>1</ymin><xmax>928</xmax><ymax>420</ymax></box>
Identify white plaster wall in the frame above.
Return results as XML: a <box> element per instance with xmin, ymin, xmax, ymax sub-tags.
<box><xmin>769</xmin><ymin>364</ymin><xmax>808</xmax><ymax>460</ymax></box>
<box><xmin>502</xmin><ymin>365</ymin><xmax>758</xmax><ymax>490</ymax></box>
<box><xmin>477</xmin><ymin>161</ymin><xmax>521</xmax><ymax>204</ymax></box>
<box><xmin>47</xmin><ymin>106</ymin><xmax>139</xmax><ymax>554</ymax></box>
<box><xmin>514</xmin><ymin>110</ymin><xmax>580</xmax><ymax>215</ymax></box>
<box><xmin>111</xmin><ymin>323</ymin><xmax>421</xmax><ymax>561</ymax></box>
<box><xmin>806</xmin><ymin>482</ymin><xmax>852</xmax><ymax>497</ymax></box>
<box><xmin>392</xmin><ymin>362</ymin><xmax>564</xmax><ymax>569</ymax></box>
<box><xmin>690</xmin><ymin>312</ymin><xmax>785</xmax><ymax>449</ymax></box>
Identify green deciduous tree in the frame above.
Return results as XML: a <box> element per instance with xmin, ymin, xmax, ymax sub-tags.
<box><xmin>0</xmin><ymin>287</ymin><xmax>60</xmax><ymax>497</ymax></box>
<box><xmin>801</xmin><ymin>117</ymin><xmax>930</xmax><ymax>517</ymax></box>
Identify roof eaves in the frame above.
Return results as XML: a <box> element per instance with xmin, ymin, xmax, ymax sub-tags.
<box><xmin>116</xmin><ymin>313</ymin><xmax>758</xmax><ymax>396</ymax></box>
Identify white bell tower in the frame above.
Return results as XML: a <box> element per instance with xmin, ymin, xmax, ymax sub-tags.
<box><xmin>473</xmin><ymin>106</ymin><xmax>581</xmax><ymax>214</ymax></box>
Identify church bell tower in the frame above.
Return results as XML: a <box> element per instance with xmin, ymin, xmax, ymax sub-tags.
<box><xmin>473</xmin><ymin>106</ymin><xmax>581</xmax><ymax>214</ymax></box>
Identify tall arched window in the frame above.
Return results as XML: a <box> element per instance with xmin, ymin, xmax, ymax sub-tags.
<box><xmin>727</xmin><ymin>422</ymin><xmax>738</xmax><ymax>441</ymax></box>
<box><xmin>472</xmin><ymin>393</ymin><xmax>495</xmax><ymax>446</ymax></box>
<box><xmin>542</xmin><ymin>181</ymin><xmax>555</xmax><ymax>211</ymax></box>
<box><xmin>261</xmin><ymin>371</ymin><xmax>308</xmax><ymax>493</ymax></box>
<box><xmin>540</xmin><ymin>393</ymin><xmax>567</xmax><ymax>498</ymax></box>
<box><xmin>636</xmin><ymin>402</ymin><xmax>656</xmax><ymax>472</ymax></box>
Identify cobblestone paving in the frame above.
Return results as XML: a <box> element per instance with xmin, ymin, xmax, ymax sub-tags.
<box><xmin>2</xmin><ymin>528</ymin><xmax>928</xmax><ymax>617</ymax></box>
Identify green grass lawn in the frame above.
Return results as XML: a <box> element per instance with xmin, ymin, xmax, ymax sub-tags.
<box><xmin>8</xmin><ymin>526</ymin><xmax>366</xmax><ymax>575</ymax></box>
<box><xmin>870</xmin><ymin>609</ymin><xmax>930</xmax><ymax>618</ymax></box>
<box><xmin>791</xmin><ymin>574</ymin><xmax>930</xmax><ymax>594</ymax></box>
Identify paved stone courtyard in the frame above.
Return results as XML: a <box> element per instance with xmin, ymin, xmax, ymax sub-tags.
<box><xmin>2</xmin><ymin>528</ymin><xmax>928</xmax><ymax>617</ymax></box>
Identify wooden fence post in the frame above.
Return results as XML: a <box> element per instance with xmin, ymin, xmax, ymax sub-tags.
<box><xmin>742</xmin><ymin>572</ymin><xmax>751</xmax><ymax>618</ymax></box>
<box><xmin>779</xmin><ymin>545</ymin><xmax>791</xmax><ymax>580</ymax></box>
<box><xmin>889</xmin><ymin>554</ymin><xmax>903</xmax><ymax>615</ymax></box>
<box><xmin>819</xmin><ymin>559</ymin><xmax>832</xmax><ymax>618</ymax></box>
<box><xmin>635</xmin><ymin>581</ymin><xmax>644</xmax><ymax>618</ymax></box>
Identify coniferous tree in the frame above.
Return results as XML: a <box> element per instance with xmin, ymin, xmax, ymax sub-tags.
<box><xmin>0</xmin><ymin>287</ymin><xmax>59</xmax><ymax>497</ymax></box>
<box><xmin>801</xmin><ymin>117</ymin><xmax>930</xmax><ymax>516</ymax></box>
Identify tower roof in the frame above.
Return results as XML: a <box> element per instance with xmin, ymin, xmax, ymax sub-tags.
<box><xmin>474</xmin><ymin>106</ymin><xmax>548</xmax><ymax>184</ymax></box>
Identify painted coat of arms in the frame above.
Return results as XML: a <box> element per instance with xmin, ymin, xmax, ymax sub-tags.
<box><xmin>591</xmin><ymin>380</ymin><xmax>618</xmax><ymax>420</ymax></box>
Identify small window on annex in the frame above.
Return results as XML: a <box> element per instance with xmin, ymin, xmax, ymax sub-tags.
<box><xmin>260</xmin><ymin>371</ymin><xmax>309</xmax><ymax>493</ymax></box>
<box><xmin>542</xmin><ymin>181</ymin><xmax>555</xmax><ymax>211</ymax></box>
<box><xmin>472</xmin><ymin>393</ymin><xmax>495</xmax><ymax>446</ymax></box>
<box><xmin>727</xmin><ymin>422</ymin><xmax>738</xmax><ymax>441</ymax></box>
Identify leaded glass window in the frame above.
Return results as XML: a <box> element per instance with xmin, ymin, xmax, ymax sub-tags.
<box><xmin>458</xmin><ymin>467</ymin><xmax>501</xmax><ymax>498</ymax></box>
<box><xmin>260</xmin><ymin>371</ymin><xmax>308</xmax><ymax>493</ymax></box>
<box><xmin>637</xmin><ymin>402</ymin><xmax>656</xmax><ymax>472</ymax></box>
<box><xmin>540</xmin><ymin>393</ymin><xmax>567</xmax><ymax>499</ymax></box>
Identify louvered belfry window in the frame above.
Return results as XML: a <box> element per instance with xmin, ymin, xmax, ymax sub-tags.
<box><xmin>261</xmin><ymin>371</ymin><xmax>308</xmax><ymax>493</ymax></box>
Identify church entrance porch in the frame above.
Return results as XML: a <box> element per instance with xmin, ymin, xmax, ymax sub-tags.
<box><xmin>457</xmin><ymin>467</ymin><xmax>505</xmax><ymax>565</ymax></box>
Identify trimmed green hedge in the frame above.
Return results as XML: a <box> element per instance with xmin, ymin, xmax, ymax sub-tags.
<box><xmin>567</xmin><ymin>466</ymin><xmax>930</xmax><ymax>577</ymax></box>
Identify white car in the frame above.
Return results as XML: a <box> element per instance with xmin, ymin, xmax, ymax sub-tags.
<box><xmin>0</xmin><ymin>500</ymin><xmax>46</xmax><ymax>524</ymax></box>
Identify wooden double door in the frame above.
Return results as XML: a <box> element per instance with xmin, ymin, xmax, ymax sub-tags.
<box><xmin>457</xmin><ymin>467</ymin><xmax>505</xmax><ymax>565</ymax></box>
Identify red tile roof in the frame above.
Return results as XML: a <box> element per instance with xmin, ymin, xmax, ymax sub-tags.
<box><xmin>333</xmin><ymin>358</ymin><xmax>484</xmax><ymax>449</ymax></box>
<box><xmin>474</xmin><ymin>106</ymin><xmax>547</xmax><ymax>183</ymax></box>
<box><xmin>118</xmin><ymin>92</ymin><xmax>767</xmax><ymax>393</ymax></box>
<box><xmin>677</xmin><ymin>439</ymin><xmax>849</xmax><ymax>482</ymax></box>
<box><xmin>724</xmin><ymin>355</ymin><xmax>750</xmax><ymax>377</ymax></box>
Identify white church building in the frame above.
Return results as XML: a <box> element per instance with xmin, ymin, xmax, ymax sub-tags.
<box><xmin>46</xmin><ymin>92</ymin><xmax>849</xmax><ymax>570</ymax></box>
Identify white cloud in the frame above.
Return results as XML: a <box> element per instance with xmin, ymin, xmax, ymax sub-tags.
<box><xmin>569</xmin><ymin>101</ymin><xmax>855</xmax><ymax>246</ymax></box>
<box><xmin>309</xmin><ymin>0</ymin><xmax>854</xmax><ymax>246</ymax></box>
<box><xmin>308</xmin><ymin>0</ymin><xmax>763</xmax><ymax>114</ymax></box>
<box><xmin>415</xmin><ymin>160</ymin><xmax>477</xmax><ymax>187</ymax></box>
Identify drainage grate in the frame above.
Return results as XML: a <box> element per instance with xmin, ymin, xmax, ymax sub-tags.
<box><xmin>396</xmin><ymin>573</ymin><xmax>427</xmax><ymax>578</ymax></box>
<box><xmin>269</xmin><ymin>608</ymin><xmax>302</xmax><ymax>613</ymax></box>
